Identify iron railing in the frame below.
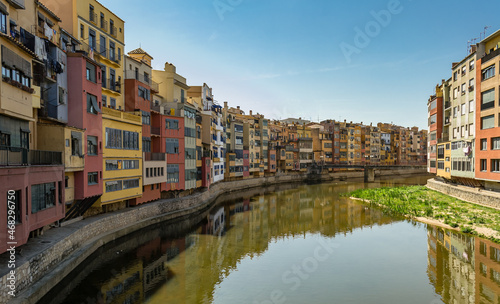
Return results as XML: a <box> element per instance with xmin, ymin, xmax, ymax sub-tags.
<box><xmin>0</xmin><ymin>147</ymin><xmax>62</xmax><ymax>166</ymax></box>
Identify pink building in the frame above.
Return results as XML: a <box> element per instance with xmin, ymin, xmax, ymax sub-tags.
<box><xmin>65</xmin><ymin>53</ymin><xmax>103</xmax><ymax>219</ymax></box>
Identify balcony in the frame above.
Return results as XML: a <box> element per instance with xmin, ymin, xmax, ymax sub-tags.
<box><xmin>151</xmin><ymin>127</ymin><xmax>161</xmax><ymax>136</ymax></box>
<box><xmin>100</xmin><ymin>20</ymin><xmax>108</xmax><ymax>32</ymax></box>
<box><xmin>125</xmin><ymin>71</ymin><xmax>157</xmax><ymax>90</ymax></box>
<box><xmin>89</xmin><ymin>12</ymin><xmax>98</xmax><ymax>24</ymax></box>
<box><xmin>444</xmin><ymin>117</ymin><xmax>450</xmax><ymax>125</ymax></box>
<box><xmin>0</xmin><ymin>147</ymin><xmax>62</xmax><ymax>166</ymax></box>
<box><xmin>102</xmin><ymin>79</ymin><xmax>121</xmax><ymax>93</ymax></box>
<box><xmin>150</xmin><ymin>101</ymin><xmax>161</xmax><ymax>113</ymax></box>
<box><xmin>144</xmin><ymin>152</ymin><xmax>165</xmax><ymax>161</ymax></box>
<box><xmin>482</xmin><ymin>48</ymin><xmax>500</xmax><ymax>64</ymax></box>
<box><xmin>444</xmin><ymin>101</ymin><xmax>451</xmax><ymax>110</ymax></box>
<box><xmin>110</xmin><ymin>26</ymin><xmax>117</xmax><ymax>37</ymax></box>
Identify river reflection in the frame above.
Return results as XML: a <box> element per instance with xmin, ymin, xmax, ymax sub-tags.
<box><xmin>428</xmin><ymin>225</ymin><xmax>500</xmax><ymax>304</ymax></box>
<box><xmin>39</xmin><ymin>175</ymin><xmax>500</xmax><ymax>304</ymax></box>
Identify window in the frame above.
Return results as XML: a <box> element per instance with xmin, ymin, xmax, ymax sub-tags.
<box><xmin>480</xmin><ymin>159</ymin><xmax>487</xmax><ymax>172</ymax></box>
<box><xmin>438</xmin><ymin>161</ymin><xmax>444</xmax><ymax>170</ymax></box>
<box><xmin>482</xmin><ymin>64</ymin><xmax>495</xmax><ymax>81</ymax></box>
<box><xmin>123</xmin><ymin>179</ymin><xmax>139</xmax><ymax>189</ymax></box>
<box><xmin>167</xmin><ymin>164</ymin><xmax>179</xmax><ymax>183</ymax></box>
<box><xmin>99</xmin><ymin>35</ymin><xmax>106</xmax><ymax>56</ymax></box>
<box><xmin>71</xmin><ymin>133</ymin><xmax>81</xmax><ymax>156</ymax></box>
<box><xmin>185</xmin><ymin>148</ymin><xmax>196</xmax><ymax>159</ymax></box>
<box><xmin>453</xmin><ymin>87</ymin><xmax>458</xmax><ymax>99</ymax></box>
<box><xmin>0</xmin><ymin>10</ymin><xmax>6</xmax><ymax>34</ymax></box>
<box><xmin>166</xmin><ymin>138</ymin><xmax>179</xmax><ymax>154</ymax></box>
<box><xmin>470</xmin><ymin>60</ymin><xmax>475</xmax><ymax>71</ymax></box>
<box><xmin>453</xmin><ymin>106</ymin><xmax>458</xmax><ymax>118</ymax></box>
<box><xmin>453</xmin><ymin>71</ymin><xmax>458</xmax><ymax>81</ymax></box>
<box><xmin>109</xmin><ymin>41</ymin><xmax>115</xmax><ymax>61</ymax></box>
<box><xmin>80</xmin><ymin>24</ymin><xmax>84</xmax><ymax>39</ymax></box>
<box><xmin>144</xmin><ymin>72</ymin><xmax>149</xmax><ymax>84</ymax></box>
<box><xmin>138</xmin><ymin>86</ymin><xmax>150</xmax><ymax>100</ymax></box>
<box><xmin>469</xmin><ymin>78</ymin><xmax>474</xmax><ymax>91</ymax></box>
<box><xmin>88</xmin><ymin>172</ymin><xmax>98</xmax><ymax>185</ymax></box>
<box><xmin>89</xmin><ymin>4</ymin><xmax>95</xmax><ymax>22</ymax></box>
<box><xmin>123</xmin><ymin>131</ymin><xmax>139</xmax><ymax>150</ymax></box>
<box><xmin>102</xmin><ymin>95</ymin><xmax>107</xmax><ymax>107</ymax></box>
<box><xmin>429</xmin><ymin>114</ymin><xmax>437</xmax><ymax>126</ymax></box>
<box><xmin>89</xmin><ymin>28</ymin><xmax>96</xmax><ymax>49</ymax></box>
<box><xmin>461</xmin><ymin>103</ymin><xmax>466</xmax><ymax>115</ymax></box>
<box><xmin>492</xmin><ymin>160</ymin><xmax>500</xmax><ymax>173</ymax></box>
<box><xmin>481</xmin><ymin>115</ymin><xmax>495</xmax><ymax>130</ymax></box>
<box><xmin>469</xmin><ymin>100</ymin><xmax>474</xmax><ymax>112</ymax></box>
<box><xmin>110</xmin><ymin>98</ymin><xmax>116</xmax><ymax>109</ymax></box>
<box><xmin>105</xmin><ymin>180</ymin><xmax>122</xmax><ymax>192</ymax></box>
<box><xmin>481</xmin><ymin>88</ymin><xmax>495</xmax><ymax>110</ymax></box>
<box><xmin>468</xmin><ymin>124</ymin><xmax>474</xmax><ymax>136</ymax></box>
<box><xmin>143</xmin><ymin>137</ymin><xmax>151</xmax><ymax>153</ymax></box>
<box><xmin>100</xmin><ymin>12</ymin><xmax>105</xmax><ymax>29</ymax></box>
<box><xmin>166</xmin><ymin>119</ymin><xmax>179</xmax><ymax>130</ymax></box>
<box><xmin>461</xmin><ymin>83</ymin><xmax>466</xmax><ymax>94</ymax></box>
<box><xmin>87</xmin><ymin>93</ymin><xmax>99</xmax><ymax>114</ymax></box>
<box><xmin>462</xmin><ymin>65</ymin><xmax>466</xmax><ymax>76</ymax></box>
<box><xmin>492</xmin><ymin>138</ymin><xmax>500</xmax><ymax>150</ymax></box>
<box><xmin>87</xmin><ymin>135</ymin><xmax>98</xmax><ymax>155</ymax></box>
<box><xmin>31</xmin><ymin>182</ymin><xmax>55</xmax><ymax>213</ymax></box>
<box><xmin>105</xmin><ymin>128</ymin><xmax>122</xmax><ymax>149</ymax></box>
<box><xmin>437</xmin><ymin>146</ymin><xmax>445</xmax><ymax>159</ymax></box>
<box><xmin>86</xmin><ymin>63</ymin><xmax>96</xmax><ymax>82</ymax></box>
<box><xmin>110</xmin><ymin>19</ymin><xmax>115</xmax><ymax>35</ymax></box>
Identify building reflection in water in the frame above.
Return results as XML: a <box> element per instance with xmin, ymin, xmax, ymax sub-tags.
<box><xmin>427</xmin><ymin>225</ymin><xmax>500</xmax><ymax>304</ymax></box>
<box><xmin>43</xmin><ymin>175</ymin><xmax>435</xmax><ymax>304</ymax></box>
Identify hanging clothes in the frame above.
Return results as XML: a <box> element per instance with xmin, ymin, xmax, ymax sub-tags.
<box><xmin>44</xmin><ymin>24</ymin><xmax>53</xmax><ymax>40</ymax></box>
<box><xmin>34</xmin><ymin>36</ymin><xmax>47</xmax><ymax>60</ymax></box>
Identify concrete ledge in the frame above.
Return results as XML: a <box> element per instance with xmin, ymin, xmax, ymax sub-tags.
<box><xmin>426</xmin><ymin>178</ymin><xmax>500</xmax><ymax>210</ymax></box>
<box><xmin>0</xmin><ymin>169</ymin><xmax>426</xmax><ymax>304</ymax></box>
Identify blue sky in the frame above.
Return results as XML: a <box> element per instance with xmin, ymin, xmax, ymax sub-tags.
<box><xmin>102</xmin><ymin>0</ymin><xmax>500</xmax><ymax>129</ymax></box>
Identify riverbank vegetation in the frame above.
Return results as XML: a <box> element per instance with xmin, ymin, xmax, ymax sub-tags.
<box><xmin>345</xmin><ymin>185</ymin><xmax>500</xmax><ymax>242</ymax></box>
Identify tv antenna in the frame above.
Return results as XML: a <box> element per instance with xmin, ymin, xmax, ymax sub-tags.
<box><xmin>481</xmin><ymin>26</ymin><xmax>492</xmax><ymax>41</ymax></box>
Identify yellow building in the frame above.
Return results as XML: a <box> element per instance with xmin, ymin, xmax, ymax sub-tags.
<box><xmin>100</xmin><ymin>108</ymin><xmax>143</xmax><ymax>211</ymax></box>
<box><xmin>436</xmin><ymin>142</ymin><xmax>451</xmax><ymax>179</ymax></box>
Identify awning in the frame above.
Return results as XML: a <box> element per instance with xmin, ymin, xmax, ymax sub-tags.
<box><xmin>9</xmin><ymin>19</ymin><xmax>16</xmax><ymax>26</ymax></box>
<box><xmin>0</xmin><ymin>2</ymin><xmax>9</xmax><ymax>15</ymax></box>
<box><xmin>37</xmin><ymin>12</ymin><xmax>44</xmax><ymax>20</ymax></box>
<box><xmin>91</xmin><ymin>96</ymin><xmax>101</xmax><ymax>113</ymax></box>
<box><xmin>45</xmin><ymin>17</ymin><xmax>54</xmax><ymax>27</ymax></box>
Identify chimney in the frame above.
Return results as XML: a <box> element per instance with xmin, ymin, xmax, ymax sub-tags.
<box><xmin>237</xmin><ymin>106</ymin><xmax>240</xmax><ymax>110</ymax></box>
<box><xmin>250</xmin><ymin>110</ymin><xmax>253</xmax><ymax>115</ymax></box>
<box><xmin>224</xmin><ymin>101</ymin><xmax>228</xmax><ymax>108</ymax></box>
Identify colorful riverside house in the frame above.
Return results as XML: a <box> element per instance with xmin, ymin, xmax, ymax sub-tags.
<box><xmin>46</xmin><ymin>0</ymin><xmax>142</xmax><ymax>213</ymax></box>
<box><xmin>223</xmin><ymin>104</ymin><xmax>245</xmax><ymax>179</ymax></box>
<box><xmin>0</xmin><ymin>0</ymin><xmax>66</xmax><ymax>253</ymax></box>
<box><xmin>124</xmin><ymin>49</ymin><xmax>165</xmax><ymax>205</ymax></box>
<box><xmin>65</xmin><ymin>52</ymin><xmax>103</xmax><ymax>218</ymax></box>
<box><xmin>189</xmin><ymin>83</ymin><xmax>225</xmax><ymax>185</ymax></box>
<box><xmin>475</xmin><ymin>30</ymin><xmax>500</xmax><ymax>191</ymax></box>
<box><xmin>447</xmin><ymin>49</ymin><xmax>477</xmax><ymax>185</ymax></box>
<box><xmin>427</xmin><ymin>83</ymin><xmax>445</xmax><ymax>173</ymax></box>
<box><xmin>152</xmin><ymin>62</ymin><xmax>191</xmax><ymax>193</ymax></box>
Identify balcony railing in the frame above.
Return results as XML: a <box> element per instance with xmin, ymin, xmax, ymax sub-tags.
<box><xmin>151</xmin><ymin>101</ymin><xmax>161</xmax><ymax>113</ymax></box>
<box><xmin>0</xmin><ymin>147</ymin><xmax>62</xmax><ymax>166</ymax></box>
<box><xmin>482</xmin><ymin>48</ymin><xmax>500</xmax><ymax>64</ymax></box>
<box><xmin>124</xmin><ymin>71</ymin><xmax>158</xmax><ymax>91</ymax></box>
<box><xmin>444</xmin><ymin>101</ymin><xmax>451</xmax><ymax>109</ymax></box>
<box><xmin>151</xmin><ymin>127</ymin><xmax>161</xmax><ymax>136</ymax></box>
<box><xmin>89</xmin><ymin>12</ymin><xmax>97</xmax><ymax>24</ymax></box>
<box><xmin>100</xmin><ymin>20</ymin><xmax>108</xmax><ymax>31</ymax></box>
<box><xmin>102</xmin><ymin>79</ymin><xmax>121</xmax><ymax>93</ymax></box>
<box><xmin>110</xmin><ymin>26</ymin><xmax>117</xmax><ymax>37</ymax></box>
<box><xmin>144</xmin><ymin>152</ymin><xmax>165</xmax><ymax>161</ymax></box>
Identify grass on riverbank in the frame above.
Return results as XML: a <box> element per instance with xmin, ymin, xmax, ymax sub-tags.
<box><xmin>345</xmin><ymin>185</ymin><xmax>500</xmax><ymax>242</ymax></box>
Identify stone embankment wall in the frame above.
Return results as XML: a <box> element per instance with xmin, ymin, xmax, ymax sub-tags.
<box><xmin>427</xmin><ymin>178</ymin><xmax>500</xmax><ymax>209</ymax></box>
<box><xmin>1</xmin><ymin>168</ymin><xmax>425</xmax><ymax>304</ymax></box>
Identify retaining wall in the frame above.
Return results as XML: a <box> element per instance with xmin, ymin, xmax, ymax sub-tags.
<box><xmin>426</xmin><ymin>178</ymin><xmax>500</xmax><ymax>209</ymax></box>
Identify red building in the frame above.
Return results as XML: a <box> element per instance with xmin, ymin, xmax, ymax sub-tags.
<box><xmin>427</xmin><ymin>84</ymin><xmax>445</xmax><ymax>174</ymax></box>
<box><xmin>123</xmin><ymin>51</ymin><xmax>165</xmax><ymax>205</ymax></box>
<box><xmin>475</xmin><ymin>33</ymin><xmax>500</xmax><ymax>191</ymax></box>
<box><xmin>243</xmin><ymin>149</ymin><xmax>250</xmax><ymax>178</ymax></box>
<box><xmin>161</xmin><ymin>114</ymin><xmax>185</xmax><ymax>192</ymax></box>
<box><xmin>65</xmin><ymin>53</ymin><xmax>103</xmax><ymax>217</ymax></box>
<box><xmin>202</xmin><ymin>157</ymin><xmax>212</xmax><ymax>188</ymax></box>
